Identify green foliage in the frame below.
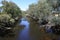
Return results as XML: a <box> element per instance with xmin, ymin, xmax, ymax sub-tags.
<box><xmin>26</xmin><ymin>0</ymin><xmax>52</xmax><ymax>20</ymax></box>
<box><xmin>50</xmin><ymin>16</ymin><xmax>60</xmax><ymax>25</ymax></box>
<box><xmin>1</xmin><ymin>0</ymin><xmax>22</xmax><ymax>18</ymax></box>
<box><xmin>0</xmin><ymin>14</ymin><xmax>11</xmax><ymax>22</ymax></box>
<box><xmin>0</xmin><ymin>0</ymin><xmax>22</xmax><ymax>27</ymax></box>
<box><xmin>47</xmin><ymin>0</ymin><xmax>60</xmax><ymax>24</ymax></box>
<box><xmin>26</xmin><ymin>0</ymin><xmax>60</xmax><ymax>25</ymax></box>
<box><xmin>0</xmin><ymin>14</ymin><xmax>15</xmax><ymax>27</ymax></box>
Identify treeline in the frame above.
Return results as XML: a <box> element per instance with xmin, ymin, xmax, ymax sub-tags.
<box><xmin>26</xmin><ymin>0</ymin><xmax>60</xmax><ymax>25</ymax></box>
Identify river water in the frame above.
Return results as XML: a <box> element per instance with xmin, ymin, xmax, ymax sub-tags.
<box><xmin>17</xmin><ymin>18</ymin><xmax>30</xmax><ymax>40</ymax></box>
<box><xmin>0</xmin><ymin>18</ymin><xmax>60</xmax><ymax>40</ymax></box>
<box><xmin>17</xmin><ymin>18</ymin><xmax>46</xmax><ymax>40</ymax></box>
<box><xmin>17</xmin><ymin>18</ymin><xmax>60</xmax><ymax>40</ymax></box>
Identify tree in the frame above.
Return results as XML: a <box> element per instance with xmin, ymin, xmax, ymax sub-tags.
<box><xmin>26</xmin><ymin>0</ymin><xmax>52</xmax><ymax>21</ymax></box>
<box><xmin>0</xmin><ymin>0</ymin><xmax>22</xmax><ymax>27</ymax></box>
<box><xmin>1</xmin><ymin>0</ymin><xmax>22</xmax><ymax>19</ymax></box>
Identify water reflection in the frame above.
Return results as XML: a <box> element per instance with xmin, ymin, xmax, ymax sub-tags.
<box><xmin>17</xmin><ymin>18</ymin><xmax>30</xmax><ymax>40</ymax></box>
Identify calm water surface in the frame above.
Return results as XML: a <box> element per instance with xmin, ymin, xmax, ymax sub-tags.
<box><xmin>17</xmin><ymin>18</ymin><xmax>30</xmax><ymax>40</ymax></box>
<box><xmin>17</xmin><ymin>18</ymin><xmax>60</xmax><ymax>40</ymax></box>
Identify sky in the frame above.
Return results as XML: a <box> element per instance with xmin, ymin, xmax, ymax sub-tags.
<box><xmin>0</xmin><ymin>0</ymin><xmax>38</xmax><ymax>11</ymax></box>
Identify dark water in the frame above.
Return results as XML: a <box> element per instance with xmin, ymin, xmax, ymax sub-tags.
<box><xmin>17</xmin><ymin>18</ymin><xmax>30</xmax><ymax>40</ymax></box>
<box><xmin>17</xmin><ymin>18</ymin><xmax>42</xmax><ymax>40</ymax></box>
<box><xmin>17</xmin><ymin>18</ymin><xmax>60</xmax><ymax>40</ymax></box>
<box><xmin>0</xmin><ymin>18</ymin><xmax>60</xmax><ymax>40</ymax></box>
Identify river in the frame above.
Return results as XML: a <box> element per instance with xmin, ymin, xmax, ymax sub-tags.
<box><xmin>17</xmin><ymin>18</ymin><xmax>60</xmax><ymax>40</ymax></box>
<box><xmin>0</xmin><ymin>18</ymin><xmax>60</xmax><ymax>40</ymax></box>
<box><xmin>17</xmin><ymin>18</ymin><xmax>30</xmax><ymax>40</ymax></box>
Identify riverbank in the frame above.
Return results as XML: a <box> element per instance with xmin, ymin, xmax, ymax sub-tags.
<box><xmin>0</xmin><ymin>17</ymin><xmax>60</xmax><ymax>40</ymax></box>
<box><xmin>28</xmin><ymin>17</ymin><xmax>60</xmax><ymax>40</ymax></box>
<box><xmin>0</xmin><ymin>21</ymin><xmax>24</xmax><ymax>40</ymax></box>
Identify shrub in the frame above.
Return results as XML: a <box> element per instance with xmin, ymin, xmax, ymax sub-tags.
<box><xmin>0</xmin><ymin>14</ymin><xmax>15</xmax><ymax>27</ymax></box>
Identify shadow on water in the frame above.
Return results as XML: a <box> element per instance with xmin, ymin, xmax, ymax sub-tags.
<box><xmin>17</xmin><ymin>18</ymin><xmax>60</xmax><ymax>40</ymax></box>
<box><xmin>17</xmin><ymin>18</ymin><xmax>30</xmax><ymax>40</ymax></box>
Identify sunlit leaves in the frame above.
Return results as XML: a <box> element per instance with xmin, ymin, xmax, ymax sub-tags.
<box><xmin>1</xmin><ymin>0</ymin><xmax>22</xmax><ymax>18</ymax></box>
<box><xmin>0</xmin><ymin>0</ymin><xmax>22</xmax><ymax>27</ymax></box>
<box><xmin>27</xmin><ymin>0</ymin><xmax>52</xmax><ymax>20</ymax></box>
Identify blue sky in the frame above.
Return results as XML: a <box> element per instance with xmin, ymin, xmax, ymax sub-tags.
<box><xmin>11</xmin><ymin>0</ymin><xmax>38</xmax><ymax>11</ymax></box>
<box><xmin>0</xmin><ymin>0</ymin><xmax>38</xmax><ymax>11</ymax></box>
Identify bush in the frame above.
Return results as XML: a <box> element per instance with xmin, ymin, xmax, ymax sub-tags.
<box><xmin>50</xmin><ymin>17</ymin><xmax>60</xmax><ymax>34</ymax></box>
<box><xmin>0</xmin><ymin>14</ymin><xmax>15</xmax><ymax>27</ymax></box>
<box><xmin>51</xmin><ymin>17</ymin><xmax>60</xmax><ymax>25</ymax></box>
